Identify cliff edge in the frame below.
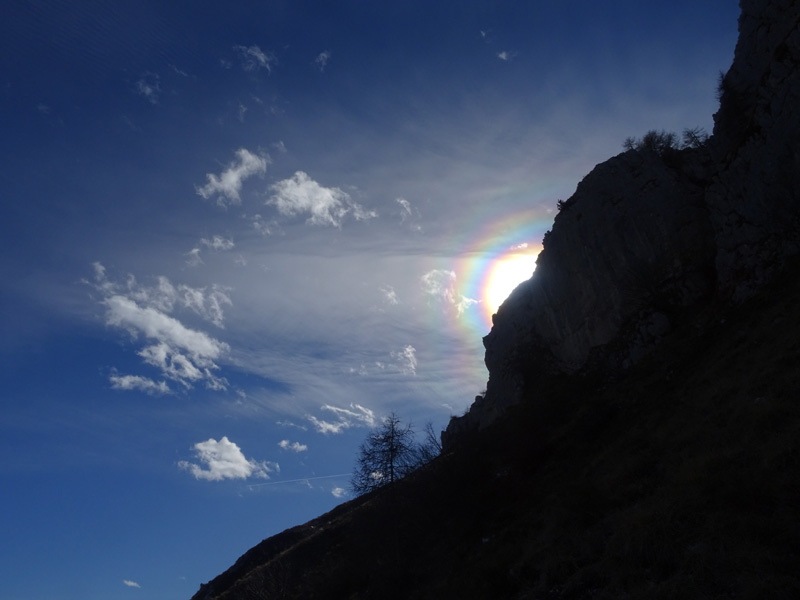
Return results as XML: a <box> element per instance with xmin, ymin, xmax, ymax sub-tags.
<box><xmin>444</xmin><ymin>0</ymin><xmax>800</xmax><ymax>447</ymax></box>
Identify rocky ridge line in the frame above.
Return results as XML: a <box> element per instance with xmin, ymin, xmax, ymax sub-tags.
<box><xmin>444</xmin><ymin>0</ymin><xmax>800</xmax><ymax>447</ymax></box>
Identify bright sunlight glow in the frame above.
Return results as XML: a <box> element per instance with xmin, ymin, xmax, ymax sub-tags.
<box><xmin>485</xmin><ymin>249</ymin><xmax>538</xmax><ymax>318</ymax></box>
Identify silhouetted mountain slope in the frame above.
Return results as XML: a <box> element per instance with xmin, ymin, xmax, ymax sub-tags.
<box><xmin>191</xmin><ymin>1</ymin><xmax>800</xmax><ymax>598</ymax></box>
<box><xmin>446</xmin><ymin>0</ymin><xmax>800</xmax><ymax>441</ymax></box>
<box><xmin>193</xmin><ymin>259</ymin><xmax>800</xmax><ymax>598</ymax></box>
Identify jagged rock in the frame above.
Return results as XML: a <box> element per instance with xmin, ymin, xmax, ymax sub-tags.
<box><xmin>709</xmin><ymin>0</ymin><xmax>800</xmax><ymax>299</ymax></box>
<box><xmin>444</xmin><ymin>0</ymin><xmax>800</xmax><ymax>449</ymax></box>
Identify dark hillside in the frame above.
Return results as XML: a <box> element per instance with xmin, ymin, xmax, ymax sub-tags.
<box><xmin>191</xmin><ymin>1</ymin><xmax>800</xmax><ymax>597</ymax></box>
<box><xmin>191</xmin><ymin>257</ymin><xmax>800</xmax><ymax>598</ymax></box>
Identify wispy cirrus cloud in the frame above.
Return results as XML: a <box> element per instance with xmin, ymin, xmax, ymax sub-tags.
<box><xmin>380</xmin><ymin>285</ymin><xmax>400</xmax><ymax>306</ymax></box>
<box><xmin>122</xmin><ymin>580</ymin><xmax>141</xmax><ymax>588</ymax></box>
<box><xmin>396</xmin><ymin>197</ymin><xmax>422</xmax><ymax>231</ymax></box>
<box><xmin>135</xmin><ymin>73</ymin><xmax>160</xmax><ymax>104</ymax></box>
<box><xmin>196</xmin><ymin>148</ymin><xmax>269</xmax><ymax>207</ymax></box>
<box><xmin>234</xmin><ymin>45</ymin><xmax>277</xmax><ymax>73</ymax></box>
<box><xmin>267</xmin><ymin>171</ymin><xmax>376</xmax><ymax>227</ymax></box>
<box><xmin>179</xmin><ymin>436</ymin><xmax>277</xmax><ymax>481</ymax></box>
<box><xmin>185</xmin><ymin>248</ymin><xmax>204</xmax><ymax>268</ymax></box>
<box><xmin>314</xmin><ymin>50</ymin><xmax>331</xmax><ymax>72</ymax></box>
<box><xmin>185</xmin><ymin>236</ymin><xmax>234</xmax><ymax>267</ymax></box>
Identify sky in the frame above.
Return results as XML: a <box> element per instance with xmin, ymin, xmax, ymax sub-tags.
<box><xmin>0</xmin><ymin>1</ymin><xmax>739</xmax><ymax>598</ymax></box>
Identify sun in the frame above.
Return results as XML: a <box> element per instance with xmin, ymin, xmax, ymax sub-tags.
<box><xmin>485</xmin><ymin>250</ymin><xmax>538</xmax><ymax>318</ymax></box>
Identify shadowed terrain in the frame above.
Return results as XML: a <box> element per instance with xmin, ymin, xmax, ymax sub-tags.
<box><xmin>191</xmin><ymin>1</ymin><xmax>800</xmax><ymax>597</ymax></box>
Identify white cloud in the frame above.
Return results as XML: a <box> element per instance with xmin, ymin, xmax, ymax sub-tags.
<box><xmin>185</xmin><ymin>248</ymin><xmax>204</xmax><ymax>268</ymax></box>
<box><xmin>392</xmin><ymin>344</ymin><xmax>417</xmax><ymax>376</ymax></box>
<box><xmin>92</xmin><ymin>266</ymin><xmax>231</xmax><ymax>390</ymax></box>
<box><xmin>272</xmin><ymin>140</ymin><xmax>288</xmax><ymax>154</ymax></box>
<box><xmin>136</xmin><ymin>73</ymin><xmax>160</xmax><ymax>104</ymax></box>
<box><xmin>421</xmin><ymin>269</ymin><xmax>457</xmax><ymax>303</ymax></box>
<box><xmin>267</xmin><ymin>171</ymin><xmax>376</xmax><ymax>227</ymax></box>
<box><xmin>307</xmin><ymin>417</ymin><xmax>348</xmax><ymax>434</ymax></box>
<box><xmin>110</xmin><ymin>374</ymin><xmax>170</xmax><ymax>395</ymax></box>
<box><xmin>455</xmin><ymin>295</ymin><xmax>479</xmax><ymax>315</ymax></box>
<box><xmin>380</xmin><ymin>285</ymin><xmax>399</xmax><ymax>305</ymax></box>
<box><xmin>331</xmin><ymin>487</ymin><xmax>346</xmax><ymax>498</ymax></box>
<box><xmin>421</xmin><ymin>269</ymin><xmax>478</xmax><ymax>316</ymax></box>
<box><xmin>179</xmin><ymin>436</ymin><xmax>276</xmax><ymax>481</ymax></box>
<box><xmin>315</xmin><ymin>51</ymin><xmax>331</xmax><ymax>72</ymax></box>
<box><xmin>123</xmin><ymin>580</ymin><xmax>141</xmax><ymax>588</ymax></box>
<box><xmin>396</xmin><ymin>197</ymin><xmax>413</xmax><ymax>219</ymax></box>
<box><xmin>396</xmin><ymin>197</ymin><xmax>422</xmax><ymax>231</ymax></box>
<box><xmin>497</xmin><ymin>51</ymin><xmax>516</xmax><ymax>61</ymax></box>
<box><xmin>307</xmin><ymin>403</ymin><xmax>376</xmax><ymax>434</ymax></box>
<box><xmin>104</xmin><ymin>296</ymin><xmax>226</xmax><ymax>359</ymax></box>
<box><xmin>196</xmin><ymin>148</ymin><xmax>270</xmax><ymax>207</ymax></box>
<box><xmin>252</xmin><ymin>214</ymin><xmax>282</xmax><ymax>236</ymax></box>
<box><xmin>278</xmin><ymin>439</ymin><xmax>308</xmax><ymax>453</ymax></box>
<box><xmin>234</xmin><ymin>45</ymin><xmax>277</xmax><ymax>73</ymax></box>
<box><xmin>169</xmin><ymin>64</ymin><xmax>189</xmax><ymax>77</ymax></box>
<box><xmin>277</xmin><ymin>420</ymin><xmax>308</xmax><ymax>431</ymax></box>
<box><xmin>200</xmin><ymin>235</ymin><xmax>234</xmax><ymax>251</ymax></box>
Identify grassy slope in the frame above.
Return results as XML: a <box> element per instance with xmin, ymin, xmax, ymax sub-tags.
<box><xmin>194</xmin><ymin>259</ymin><xmax>800</xmax><ymax>600</ymax></box>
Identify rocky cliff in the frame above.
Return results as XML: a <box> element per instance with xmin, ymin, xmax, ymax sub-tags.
<box><xmin>444</xmin><ymin>0</ymin><xmax>800</xmax><ymax>447</ymax></box>
<box><xmin>189</xmin><ymin>3</ymin><xmax>800</xmax><ymax>597</ymax></box>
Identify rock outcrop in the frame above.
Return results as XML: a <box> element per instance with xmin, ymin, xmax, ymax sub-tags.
<box><xmin>444</xmin><ymin>0</ymin><xmax>800</xmax><ymax>448</ymax></box>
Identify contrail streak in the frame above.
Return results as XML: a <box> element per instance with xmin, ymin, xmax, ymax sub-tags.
<box><xmin>247</xmin><ymin>473</ymin><xmax>351</xmax><ymax>488</ymax></box>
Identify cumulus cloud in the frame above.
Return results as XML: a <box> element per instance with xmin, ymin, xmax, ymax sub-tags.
<box><xmin>196</xmin><ymin>148</ymin><xmax>269</xmax><ymax>207</ymax></box>
<box><xmin>110</xmin><ymin>374</ymin><xmax>170</xmax><ymax>395</ymax></box>
<box><xmin>179</xmin><ymin>436</ymin><xmax>276</xmax><ymax>481</ymax></box>
<box><xmin>315</xmin><ymin>51</ymin><xmax>331</xmax><ymax>72</ymax></box>
<box><xmin>267</xmin><ymin>171</ymin><xmax>376</xmax><ymax>227</ymax></box>
<box><xmin>234</xmin><ymin>45</ymin><xmax>277</xmax><ymax>73</ymax></box>
<box><xmin>421</xmin><ymin>269</ymin><xmax>479</xmax><ymax>316</ymax></box>
<box><xmin>136</xmin><ymin>73</ymin><xmax>160</xmax><ymax>104</ymax></box>
<box><xmin>331</xmin><ymin>487</ymin><xmax>346</xmax><ymax>498</ymax></box>
<box><xmin>105</xmin><ymin>296</ymin><xmax>226</xmax><ymax>357</ymax></box>
<box><xmin>392</xmin><ymin>344</ymin><xmax>417</xmax><ymax>376</ymax></box>
<box><xmin>91</xmin><ymin>265</ymin><xmax>231</xmax><ymax>391</ymax></box>
<box><xmin>307</xmin><ymin>403</ymin><xmax>376</xmax><ymax>434</ymax></box>
<box><xmin>278</xmin><ymin>439</ymin><xmax>308</xmax><ymax>453</ymax></box>
<box><xmin>123</xmin><ymin>580</ymin><xmax>141</xmax><ymax>588</ymax></box>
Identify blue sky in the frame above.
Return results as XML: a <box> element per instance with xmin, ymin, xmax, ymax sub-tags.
<box><xmin>1</xmin><ymin>1</ymin><xmax>738</xmax><ymax>598</ymax></box>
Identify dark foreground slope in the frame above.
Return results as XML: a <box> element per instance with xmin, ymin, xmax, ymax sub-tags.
<box><xmin>193</xmin><ymin>2</ymin><xmax>800</xmax><ymax>597</ymax></box>
<box><xmin>192</xmin><ymin>258</ymin><xmax>800</xmax><ymax>598</ymax></box>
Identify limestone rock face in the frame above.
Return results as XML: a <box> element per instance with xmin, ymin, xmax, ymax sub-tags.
<box><xmin>443</xmin><ymin>0</ymin><xmax>800</xmax><ymax>448</ymax></box>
